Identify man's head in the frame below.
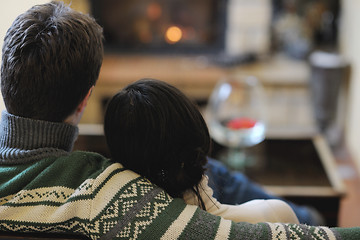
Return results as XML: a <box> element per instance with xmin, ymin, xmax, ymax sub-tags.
<box><xmin>1</xmin><ymin>1</ymin><xmax>103</xmax><ymax>122</ymax></box>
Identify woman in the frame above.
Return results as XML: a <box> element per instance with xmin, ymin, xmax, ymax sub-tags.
<box><xmin>104</xmin><ymin>78</ymin><xmax>298</xmax><ymax>224</ymax></box>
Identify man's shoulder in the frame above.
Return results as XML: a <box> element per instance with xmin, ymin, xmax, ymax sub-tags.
<box><xmin>55</xmin><ymin>150</ymin><xmax>119</xmax><ymax>178</ymax></box>
<box><xmin>54</xmin><ymin>150</ymin><xmax>112</xmax><ymax>169</ymax></box>
<box><xmin>67</xmin><ymin>150</ymin><xmax>109</xmax><ymax>160</ymax></box>
<box><xmin>33</xmin><ymin>151</ymin><xmax>122</xmax><ymax>189</ymax></box>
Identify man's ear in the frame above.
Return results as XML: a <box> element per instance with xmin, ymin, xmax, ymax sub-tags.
<box><xmin>76</xmin><ymin>86</ymin><xmax>94</xmax><ymax>113</ymax></box>
<box><xmin>64</xmin><ymin>86</ymin><xmax>94</xmax><ymax>125</ymax></box>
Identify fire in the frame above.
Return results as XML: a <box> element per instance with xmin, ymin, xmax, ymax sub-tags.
<box><xmin>165</xmin><ymin>26</ymin><xmax>182</xmax><ymax>44</ymax></box>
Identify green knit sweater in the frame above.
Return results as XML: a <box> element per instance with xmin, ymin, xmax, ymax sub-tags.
<box><xmin>0</xmin><ymin>111</ymin><xmax>358</xmax><ymax>239</ymax></box>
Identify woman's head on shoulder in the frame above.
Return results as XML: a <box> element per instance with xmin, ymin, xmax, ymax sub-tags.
<box><xmin>104</xmin><ymin>78</ymin><xmax>211</xmax><ymax>198</ymax></box>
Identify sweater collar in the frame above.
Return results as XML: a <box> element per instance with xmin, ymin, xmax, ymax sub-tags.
<box><xmin>0</xmin><ymin>111</ymin><xmax>79</xmax><ymax>163</ymax></box>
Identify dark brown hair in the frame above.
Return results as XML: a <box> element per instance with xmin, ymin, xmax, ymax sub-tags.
<box><xmin>1</xmin><ymin>1</ymin><xmax>103</xmax><ymax>122</ymax></box>
<box><xmin>104</xmin><ymin>79</ymin><xmax>211</xmax><ymax>207</ymax></box>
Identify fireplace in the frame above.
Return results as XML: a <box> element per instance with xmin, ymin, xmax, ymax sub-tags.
<box><xmin>90</xmin><ymin>0</ymin><xmax>227</xmax><ymax>54</ymax></box>
<box><xmin>90</xmin><ymin>0</ymin><xmax>340</xmax><ymax>60</ymax></box>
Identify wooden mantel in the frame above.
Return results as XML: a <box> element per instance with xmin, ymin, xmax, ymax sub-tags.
<box><xmin>82</xmin><ymin>54</ymin><xmax>311</xmax><ymax>124</ymax></box>
<box><xmin>98</xmin><ymin>54</ymin><xmax>228</xmax><ymax>96</ymax></box>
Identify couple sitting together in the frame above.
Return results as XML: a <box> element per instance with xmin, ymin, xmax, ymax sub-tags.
<box><xmin>0</xmin><ymin>1</ymin><xmax>358</xmax><ymax>239</ymax></box>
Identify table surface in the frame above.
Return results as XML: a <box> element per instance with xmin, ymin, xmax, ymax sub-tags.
<box><xmin>210</xmin><ymin>135</ymin><xmax>345</xmax><ymax>197</ymax></box>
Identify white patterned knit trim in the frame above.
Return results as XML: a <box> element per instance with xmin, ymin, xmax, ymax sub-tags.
<box><xmin>160</xmin><ymin>204</ymin><xmax>198</xmax><ymax>240</ymax></box>
<box><xmin>214</xmin><ymin>218</ymin><xmax>232</xmax><ymax>240</ymax></box>
<box><xmin>267</xmin><ymin>223</ymin><xmax>337</xmax><ymax>240</ymax></box>
<box><xmin>90</xmin><ymin>163</ymin><xmax>140</xmax><ymax>219</ymax></box>
<box><xmin>0</xmin><ymin>163</ymin><xmax>139</xmax><ymax>223</ymax></box>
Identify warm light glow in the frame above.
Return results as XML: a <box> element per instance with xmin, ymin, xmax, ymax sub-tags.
<box><xmin>165</xmin><ymin>26</ymin><xmax>182</xmax><ymax>44</ymax></box>
<box><xmin>147</xmin><ymin>3</ymin><xmax>162</xmax><ymax>20</ymax></box>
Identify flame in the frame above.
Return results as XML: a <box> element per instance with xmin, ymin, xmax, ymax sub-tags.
<box><xmin>165</xmin><ymin>26</ymin><xmax>182</xmax><ymax>44</ymax></box>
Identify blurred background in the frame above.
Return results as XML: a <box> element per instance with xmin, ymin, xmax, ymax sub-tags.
<box><xmin>1</xmin><ymin>0</ymin><xmax>360</xmax><ymax>227</ymax></box>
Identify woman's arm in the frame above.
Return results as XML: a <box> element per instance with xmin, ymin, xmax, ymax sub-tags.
<box><xmin>183</xmin><ymin>175</ymin><xmax>299</xmax><ymax>224</ymax></box>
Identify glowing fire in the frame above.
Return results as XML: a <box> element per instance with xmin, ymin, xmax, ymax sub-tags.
<box><xmin>165</xmin><ymin>26</ymin><xmax>182</xmax><ymax>44</ymax></box>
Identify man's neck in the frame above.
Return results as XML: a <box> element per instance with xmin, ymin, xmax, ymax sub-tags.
<box><xmin>0</xmin><ymin>111</ymin><xmax>79</xmax><ymax>164</ymax></box>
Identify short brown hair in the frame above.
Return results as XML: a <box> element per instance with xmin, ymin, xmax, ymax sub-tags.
<box><xmin>1</xmin><ymin>1</ymin><xmax>104</xmax><ymax>122</ymax></box>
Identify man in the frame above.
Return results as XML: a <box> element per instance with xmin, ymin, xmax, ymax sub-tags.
<box><xmin>0</xmin><ymin>1</ymin><xmax>358</xmax><ymax>239</ymax></box>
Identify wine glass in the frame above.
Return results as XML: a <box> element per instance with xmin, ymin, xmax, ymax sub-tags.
<box><xmin>205</xmin><ymin>75</ymin><xmax>267</xmax><ymax>170</ymax></box>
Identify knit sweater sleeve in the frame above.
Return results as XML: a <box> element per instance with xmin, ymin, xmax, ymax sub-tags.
<box><xmin>94</xmin><ymin>169</ymin><xmax>359</xmax><ymax>240</ymax></box>
<box><xmin>183</xmin><ymin>175</ymin><xmax>299</xmax><ymax>224</ymax></box>
<box><xmin>95</xmin><ymin>171</ymin><xmax>358</xmax><ymax>240</ymax></box>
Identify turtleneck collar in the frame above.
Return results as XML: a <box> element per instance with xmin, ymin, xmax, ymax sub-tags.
<box><xmin>0</xmin><ymin>111</ymin><xmax>79</xmax><ymax>164</ymax></box>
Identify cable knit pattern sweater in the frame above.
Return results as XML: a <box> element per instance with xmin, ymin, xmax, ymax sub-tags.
<box><xmin>0</xmin><ymin>111</ymin><xmax>358</xmax><ymax>240</ymax></box>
